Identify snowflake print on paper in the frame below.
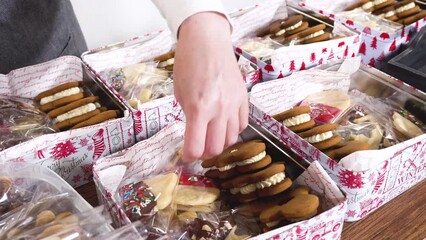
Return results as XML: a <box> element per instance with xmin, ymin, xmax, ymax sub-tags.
<box><xmin>79</xmin><ymin>138</ymin><xmax>88</xmax><ymax>147</ymax></box>
<box><xmin>72</xmin><ymin>174</ymin><xmax>82</xmax><ymax>184</ymax></box>
<box><xmin>87</xmin><ymin>145</ymin><xmax>93</xmax><ymax>151</ymax></box>
<box><xmin>368</xmin><ymin>173</ymin><xmax>375</xmax><ymax>182</ymax></box>
<box><xmin>127</xmin><ymin>138</ymin><xmax>132</xmax><ymax>145</ymax></box>
<box><xmin>81</xmin><ymin>163</ymin><xmax>94</xmax><ymax>182</ymax></box>
<box><xmin>338</xmin><ymin>169</ymin><xmax>364</xmax><ymax>189</ymax></box>
<box><xmin>50</xmin><ymin>140</ymin><xmax>77</xmax><ymax>160</ymax></box>
<box><xmin>346</xmin><ymin>210</ymin><xmax>356</xmax><ymax>218</ymax></box>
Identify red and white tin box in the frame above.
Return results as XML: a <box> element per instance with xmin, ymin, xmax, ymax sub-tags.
<box><xmin>82</xmin><ymin>30</ymin><xmax>259</xmax><ymax>142</ymax></box>
<box><xmin>93</xmin><ymin>121</ymin><xmax>347</xmax><ymax>239</ymax></box>
<box><xmin>0</xmin><ymin>56</ymin><xmax>135</xmax><ymax>188</ymax></box>
<box><xmin>294</xmin><ymin>0</ymin><xmax>426</xmax><ymax>68</ymax></box>
<box><xmin>249</xmin><ymin>59</ymin><xmax>426</xmax><ymax>221</ymax></box>
<box><xmin>230</xmin><ymin>0</ymin><xmax>361</xmax><ymax>80</ymax></box>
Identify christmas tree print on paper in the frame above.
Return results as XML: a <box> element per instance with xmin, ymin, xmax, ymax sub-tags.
<box><xmin>377</xmin><ymin>51</ymin><xmax>386</xmax><ymax>62</ymax></box>
<box><xmin>300</xmin><ymin>61</ymin><xmax>306</xmax><ymax>70</ymax></box>
<box><xmin>338</xmin><ymin>169</ymin><xmax>364</xmax><ymax>189</ymax></box>
<box><xmin>359</xmin><ymin>42</ymin><xmax>367</xmax><ymax>55</ymax></box>
<box><xmin>389</xmin><ymin>40</ymin><xmax>396</xmax><ymax>52</ymax></box>
<box><xmin>310</xmin><ymin>52</ymin><xmax>316</xmax><ymax>62</ymax></box>
<box><xmin>51</xmin><ymin>140</ymin><xmax>77</xmax><ymax>160</ymax></box>
<box><xmin>370</xmin><ymin>37</ymin><xmax>377</xmax><ymax>49</ymax></box>
<box><xmin>368</xmin><ymin>58</ymin><xmax>376</xmax><ymax>67</ymax></box>
<box><xmin>289</xmin><ymin>60</ymin><xmax>296</xmax><ymax>71</ymax></box>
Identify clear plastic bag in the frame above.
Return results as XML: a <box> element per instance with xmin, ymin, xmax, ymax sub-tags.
<box><xmin>0</xmin><ymin>96</ymin><xmax>57</xmax><ymax>151</ymax></box>
<box><xmin>236</xmin><ymin>37</ymin><xmax>280</xmax><ymax>62</ymax></box>
<box><xmin>103</xmin><ymin>63</ymin><xmax>174</xmax><ymax>109</ymax></box>
<box><xmin>116</xmin><ymin>168</ymin><xmax>181</xmax><ymax>236</ymax></box>
<box><xmin>176</xmin><ymin>210</ymin><xmax>259</xmax><ymax>240</ymax></box>
<box><xmin>9</xmin><ymin>206</ymin><xmax>112</xmax><ymax>240</ymax></box>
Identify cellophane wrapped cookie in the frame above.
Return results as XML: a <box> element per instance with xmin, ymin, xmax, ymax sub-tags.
<box><xmin>7</xmin><ymin>206</ymin><xmax>112</xmax><ymax>240</ymax></box>
<box><xmin>337</xmin><ymin>8</ymin><xmax>403</xmax><ymax>31</ymax></box>
<box><xmin>104</xmin><ymin>62</ymin><xmax>173</xmax><ymax>109</ymax></box>
<box><xmin>0</xmin><ymin>96</ymin><xmax>57</xmax><ymax>151</ymax></box>
<box><xmin>116</xmin><ymin>167</ymin><xmax>181</xmax><ymax>237</ymax></box>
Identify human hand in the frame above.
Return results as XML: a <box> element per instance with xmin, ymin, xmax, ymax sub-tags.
<box><xmin>174</xmin><ymin>12</ymin><xmax>248</xmax><ymax>162</ymax></box>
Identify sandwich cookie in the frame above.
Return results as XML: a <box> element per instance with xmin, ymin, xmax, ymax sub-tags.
<box><xmin>35</xmin><ymin>81</ymin><xmax>85</xmax><ymax>113</ymax></box>
<box><xmin>154</xmin><ymin>51</ymin><xmax>175</xmax><ymax>71</ymax></box>
<box><xmin>345</xmin><ymin>0</ymin><xmax>372</xmax><ymax>11</ymax></box>
<box><xmin>259</xmin><ymin>190</ymin><xmax>319</xmax><ymax>230</ymax></box>
<box><xmin>375</xmin><ymin>5</ymin><xmax>399</xmax><ymax>21</ymax></box>
<box><xmin>373</xmin><ymin>0</ymin><xmax>395</xmax><ymax>11</ymax></box>
<box><xmin>238</xmin><ymin>190</ymin><xmax>294</xmax><ymax>218</ymax></box>
<box><xmin>222</xmin><ymin>162</ymin><xmax>292</xmax><ymax>203</ymax></box>
<box><xmin>297</xmin><ymin>24</ymin><xmax>331</xmax><ymax>44</ymax></box>
<box><xmin>70</xmin><ymin>110</ymin><xmax>119</xmax><ymax>129</ymax></box>
<box><xmin>395</xmin><ymin>0</ymin><xmax>419</xmax><ymax>18</ymax></box>
<box><xmin>284</xmin><ymin>20</ymin><xmax>309</xmax><ymax>37</ymax></box>
<box><xmin>398</xmin><ymin>10</ymin><xmax>426</xmax><ymax>25</ymax></box>
<box><xmin>202</xmin><ymin>140</ymin><xmax>272</xmax><ymax>179</ymax></box>
<box><xmin>299</xmin><ymin>123</ymin><xmax>342</xmax><ymax>150</ymax></box>
<box><xmin>273</xmin><ymin>106</ymin><xmax>315</xmax><ymax>132</ymax></box>
<box><xmin>325</xmin><ymin>140</ymin><xmax>371</xmax><ymax>160</ymax></box>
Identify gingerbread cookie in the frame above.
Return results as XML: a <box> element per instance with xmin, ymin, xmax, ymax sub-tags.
<box><xmin>345</xmin><ymin>0</ymin><xmax>372</xmax><ymax>11</ymax></box>
<box><xmin>325</xmin><ymin>140</ymin><xmax>371</xmax><ymax>160</ymax></box>
<box><xmin>398</xmin><ymin>10</ymin><xmax>426</xmax><ymax>25</ymax></box>
<box><xmin>154</xmin><ymin>51</ymin><xmax>175</xmax><ymax>71</ymax></box>
<box><xmin>70</xmin><ymin>110</ymin><xmax>119</xmax><ymax>129</ymax></box>
<box><xmin>282</xmin><ymin>15</ymin><xmax>308</xmax><ymax>37</ymax></box>
<box><xmin>238</xmin><ymin>190</ymin><xmax>292</xmax><ymax>217</ymax></box>
<box><xmin>175</xmin><ymin>174</ymin><xmax>220</xmax><ymax>206</ymax></box>
<box><xmin>222</xmin><ymin>162</ymin><xmax>292</xmax><ymax>202</ymax></box>
<box><xmin>120</xmin><ymin>181</ymin><xmax>157</xmax><ymax>222</ymax></box>
<box><xmin>297</xmin><ymin>24</ymin><xmax>331</xmax><ymax>44</ymax></box>
<box><xmin>259</xmin><ymin>192</ymin><xmax>319</xmax><ymax>229</ymax></box>
<box><xmin>299</xmin><ymin>123</ymin><xmax>342</xmax><ymax>150</ymax></box>
<box><xmin>35</xmin><ymin>82</ymin><xmax>85</xmax><ymax>113</ymax></box>
<box><xmin>273</xmin><ymin>106</ymin><xmax>315</xmax><ymax>133</ymax></box>
<box><xmin>373</xmin><ymin>5</ymin><xmax>399</xmax><ymax>21</ymax></box>
<box><xmin>202</xmin><ymin>140</ymin><xmax>271</xmax><ymax>178</ymax></box>
<box><xmin>395</xmin><ymin>0</ymin><xmax>419</xmax><ymax>18</ymax></box>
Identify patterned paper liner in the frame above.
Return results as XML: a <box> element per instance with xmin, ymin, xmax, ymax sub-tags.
<box><xmin>0</xmin><ymin>56</ymin><xmax>135</xmax><ymax>188</ymax></box>
<box><xmin>249</xmin><ymin>67</ymin><xmax>426</xmax><ymax>221</ymax></box>
<box><xmin>93</xmin><ymin>121</ymin><xmax>347</xmax><ymax>239</ymax></box>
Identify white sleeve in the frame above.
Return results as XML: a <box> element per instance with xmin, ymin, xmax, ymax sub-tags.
<box><xmin>152</xmin><ymin>0</ymin><xmax>231</xmax><ymax>38</ymax></box>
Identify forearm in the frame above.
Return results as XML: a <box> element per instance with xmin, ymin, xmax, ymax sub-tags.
<box><xmin>151</xmin><ymin>0</ymin><xmax>231</xmax><ymax>38</ymax></box>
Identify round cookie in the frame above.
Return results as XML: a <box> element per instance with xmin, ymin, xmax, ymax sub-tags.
<box><xmin>47</xmin><ymin>96</ymin><xmax>99</xmax><ymax>118</ymax></box>
<box><xmin>395</xmin><ymin>0</ymin><xmax>418</xmax><ymax>18</ymax></box>
<box><xmin>35</xmin><ymin>81</ymin><xmax>83</xmax><ymax>101</ymax></box>
<box><xmin>324</xmin><ymin>140</ymin><xmax>371</xmax><ymax>160</ymax></box>
<box><xmin>273</xmin><ymin>106</ymin><xmax>315</xmax><ymax>133</ymax></box>
<box><xmin>55</xmin><ymin>108</ymin><xmax>102</xmax><ymax>130</ymax></box>
<box><xmin>297</xmin><ymin>24</ymin><xmax>330</xmax><ymax>44</ymax></box>
<box><xmin>345</xmin><ymin>0</ymin><xmax>371</xmax><ymax>11</ymax></box>
<box><xmin>153</xmin><ymin>51</ymin><xmax>175</xmax><ymax>62</ymax></box>
<box><xmin>285</xmin><ymin>21</ymin><xmax>309</xmax><ymax>37</ymax></box>
<box><xmin>398</xmin><ymin>10</ymin><xmax>426</xmax><ymax>25</ymax></box>
<box><xmin>222</xmin><ymin>162</ymin><xmax>285</xmax><ymax>188</ymax></box>
<box><xmin>202</xmin><ymin>140</ymin><xmax>270</xmax><ymax>176</ymax></box>
<box><xmin>144</xmin><ymin>172</ymin><xmax>179</xmax><ymax>210</ymax></box>
<box><xmin>374</xmin><ymin>0</ymin><xmax>394</xmax><ymax>10</ymax></box>
<box><xmin>299</xmin><ymin>123</ymin><xmax>342</xmax><ymax>150</ymax></box>
<box><xmin>70</xmin><ymin>110</ymin><xmax>119</xmax><ymax>129</ymax></box>
<box><xmin>238</xmin><ymin>190</ymin><xmax>292</xmax><ymax>217</ymax></box>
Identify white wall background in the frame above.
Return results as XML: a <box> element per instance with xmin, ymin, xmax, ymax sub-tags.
<box><xmin>70</xmin><ymin>0</ymin><xmax>262</xmax><ymax>50</ymax></box>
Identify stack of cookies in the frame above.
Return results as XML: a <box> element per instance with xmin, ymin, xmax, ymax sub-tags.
<box><xmin>346</xmin><ymin>0</ymin><xmax>426</xmax><ymax>25</ymax></box>
<box><xmin>201</xmin><ymin>140</ymin><xmax>293</xmax><ymax>204</ymax></box>
<box><xmin>153</xmin><ymin>52</ymin><xmax>175</xmax><ymax>71</ymax></box>
<box><xmin>274</xmin><ymin>105</ymin><xmax>371</xmax><ymax>161</ymax></box>
<box><xmin>35</xmin><ymin>81</ymin><xmax>119</xmax><ymax>131</ymax></box>
<box><xmin>256</xmin><ymin>15</ymin><xmax>332</xmax><ymax>45</ymax></box>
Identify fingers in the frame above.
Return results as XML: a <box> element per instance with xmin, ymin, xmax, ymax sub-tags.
<box><xmin>182</xmin><ymin>112</ymin><xmax>208</xmax><ymax>162</ymax></box>
<box><xmin>225</xmin><ymin>116</ymin><xmax>239</xmax><ymax>148</ymax></box>
<box><xmin>239</xmin><ymin>98</ymin><xmax>249</xmax><ymax>133</ymax></box>
<box><xmin>203</xmin><ymin>117</ymin><xmax>227</xmax><ymax>159</ymax></box>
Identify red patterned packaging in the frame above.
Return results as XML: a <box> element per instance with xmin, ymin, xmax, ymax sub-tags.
<box><xmin>0</xmin><ymin>56</ymin><xmax>134</xmax><ymax>188</ymax></box>
<box><xmin>231</xmin><ymin>0</ymin><xmax>361</xmax><ymax>80</ymax></box>
<box><xmin>94</xmin><ymin>121</ymin><xmax>347</xmax><ymax>239</ymax></box>
<box><xmin>294</xmin><ymin>0</ymin><xmax>426</xmax><ymax>69</ymax></box>
<box><xmin>249</xmin><ymin>58</ymin><xmax>426</xmax><ymax>221</ymax></box>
